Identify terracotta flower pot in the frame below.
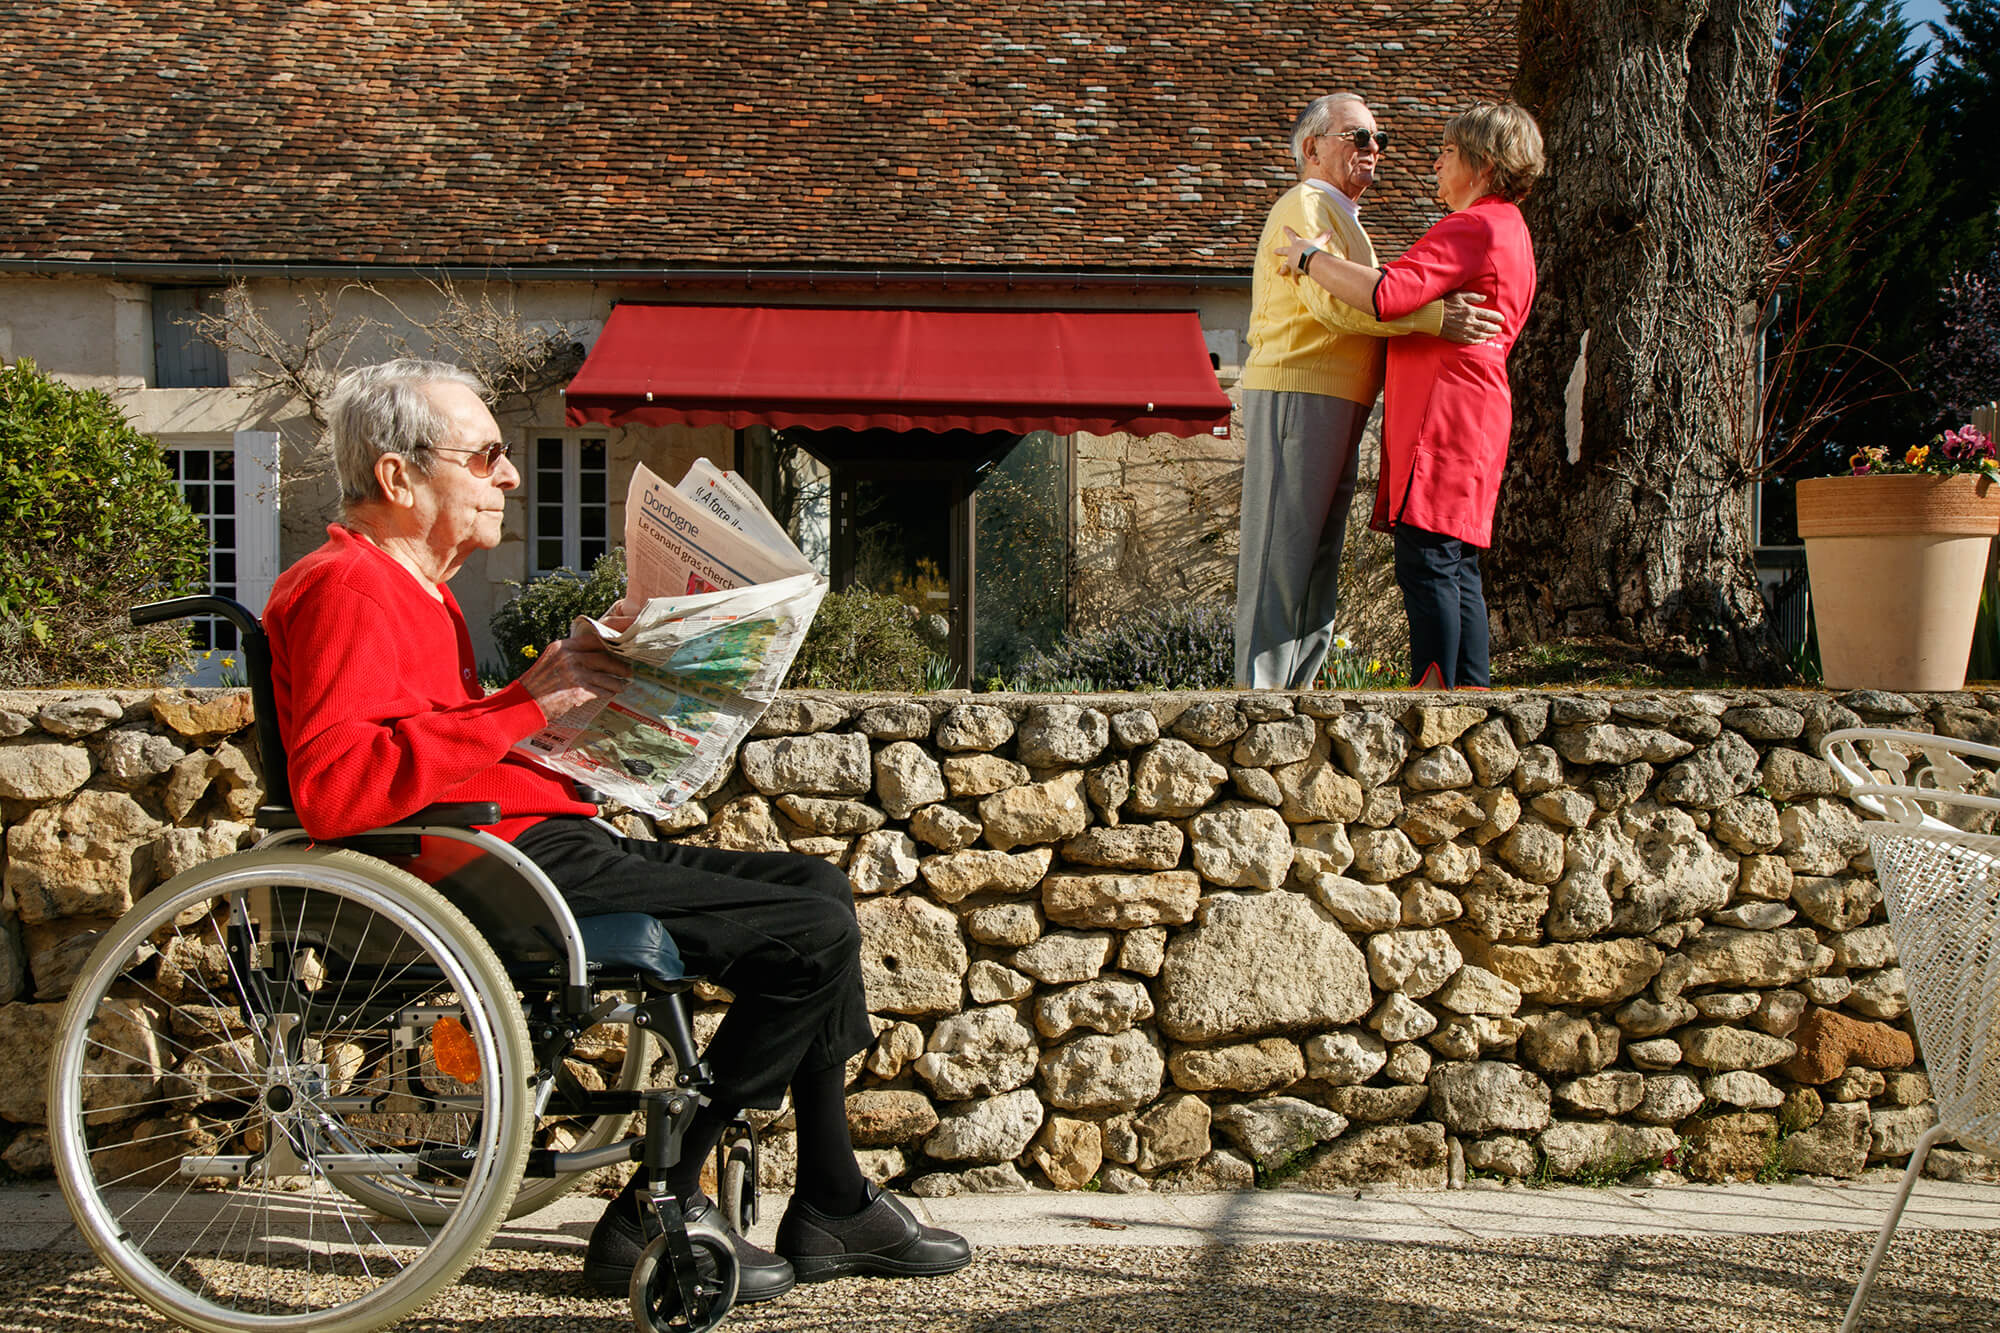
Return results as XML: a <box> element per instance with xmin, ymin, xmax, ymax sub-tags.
<box><xmin>1796</xmin><ymin>472</ymin><xmax>2000</xmax><ymax>691</ymax></box>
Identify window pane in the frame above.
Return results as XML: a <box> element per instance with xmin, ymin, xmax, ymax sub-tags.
<box><xmin>581</xmin><ymin>472</ymin><xmax>607</xmax><ymax>504</ymax></box>
<box><xmin>581</xmin><ymin>509</ymin><xmax>606</xmax><ymax>539</ymax></box>
<box><xmin>537</xmin><ymin>438</ymin><xmax>564</xmax><ymax>470</ymax></box>
<box><xmin>185</xmin><ymin>451</ymin><xmax>210</xmax><ymax>481</ymax></box>
<box><xmin>583</xmin><ymin>537</ymin><xmax>608</xmax><ymax>566</ymax></box>
<box><xmin>214</xmin><ymin>451</ymin><xmax>236</xmax><ymax>480</ymax></box>
<box><xmin>538</xmin><ymin>539</ymin><xmax>564</xmax><ymax>570</ymax></box>
<box><xmin>213</xmin><ymin>518</ymin><xmax>235</xmax><ymax>549</ymax></box>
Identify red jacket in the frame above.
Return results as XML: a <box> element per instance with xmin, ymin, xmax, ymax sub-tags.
<box><xmin>1368</xmin><ymin>195</ymin><xmax>1537</xmax><ymax>548</ymax></box>
<box><xmin>264</xmin><ymin>525</ymin><xmax>594</xmax><ymax>841</ymax></box>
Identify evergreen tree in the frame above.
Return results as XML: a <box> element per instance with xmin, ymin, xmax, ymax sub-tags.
<box><xmin>1919</xmin><ymin>0</ymin><xmax>2000</xmax><ymax>428</ymax></box>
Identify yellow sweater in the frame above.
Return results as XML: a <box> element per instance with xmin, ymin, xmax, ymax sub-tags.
<box><xmin>1241</xmin><ymin>183</ymin><xmax>1445</xmax><ymax>403</ymax></box>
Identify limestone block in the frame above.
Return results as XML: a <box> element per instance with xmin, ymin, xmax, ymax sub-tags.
<box><xmin>1398</xmin><ymin>790</ymin><xmax>1484</xmax><ymax>848</ymax></box>
<box><xmin>963</xmin><ymin>902</ymin><xmax>1043</xmax><ymax>948</ymax></box>
<box><xmin>1310</xmin><ymin>875</ymin><xmax>1402</xmax><ymax>933</ymax></box>
<box><xmin>1428</xmin><ymin>1061</ymin><xmax>1552</xmax><ymax>1134</ymax></box>
<box><xmin>1042</xmin><ymin>870</ymin><xmax>1199</xmax><ymax>930</ymax></box>
<box><xmin>845</xmin><ymin>1090</ymin><xmax>940</xmax><ymax>1147</ymax></box>
<box><xmin>0</xmin><ymin>741</ymin><xmax>92</xmax><ymax>802</ymax></box>
<box><xmin>1656</xmin><ymin>731</ymin><xmax>1760</xmax><ymax>809</ymax></box>
<box><xmin>1232</xmin><ymin>716</ymin><xmax>1315</xmax><ymax>768</ymax></box>
<box><xmin>1093</xmin><ymin>928</ymin><xmax>1155</xmax><ymax>980</ymax></box>
<box><xmin>912</xmin><ymin>1005</ymin><xmax>1038</xmax><ymax>1100</ymax></box>
<box><xmin>1170</xmin><ymin>700</ymin><xmax>1247</xmax><ymax>747</ymax></box>
<box><xmin>1610</xmin><ymin>802</ymin><xmax>1736</xmax><ymax>933</ymax></box>
<box><xmin>1780</xmin><ymin>1101</ymin><xmax>1871</xmax><ymax>1177</ymax></box>
<box><xmin>1751</xmin><ymin>988</ymin><xmax>1808</xmax><ymax>1037</ymax></box>
<box><xmin>148</xmin><ymin>689</ymin><xmax>253</xmax><ymax>743</ymax></box>
<box><xmin>1369</xmin><ymin>992</ymin><xmax>1438</xmax><ymax>1042</ymax></box>
<box><xmin>738</xmin><ymin>731</ymin><xmax>871</xmax><ymax>796</ymax></box>
<box><xmin>750</xmin><ymin>697</ymin><xmax>847</xmax><ymax>736</ymax></box>
<box><xmin>1552</xmin><ymin>724</ymin><xmax>1693</xmax><ymax>766</ymax></box>
<box><xmin>1132</xmin><ymin>1092</ymin><xmax>1212</xmax><ymax>1171</ymax></box>
<box><xmin>1463</xmin><ymin>1135</ymin><xmax>1537</xmax><ymax>1178</ymax></box>
<box><xmin>0</xmin><ymin>1001</ymin><xmax>65</xmax><ymax>1123</ymax></box>
<box><xmin>1038</xmin><ymin>1028</ymin><xmax>1166</xmax><ymax>1111</ymax></box>
<box><xmin>1680</xmin><ymin>926</ymin><xmax>1822</xmax><ymax>989</ymax></box>
<box><xmin>1459</xmin><ymin>860</ymin><xmax>1549</xmax><ymax>943</ymax></box>
<box><xmin>1405</xmin><ymin>745</ymin><xmax>1475</xmax><ymax>792</ymax></box>
<box><xmin>1531</xmin><ymin>788</ymin><xmax>1596</xmax><ymax>830</ymax></box>
<box><xmin>1685</xmin><ymin>1111</ymin><xmax>1778</xmax><ymax>1182</ymax></box>
<box><xmin>5</xmin><ymin>803</ymin><xmax>152</xmax><ymax>924</ymax></box>
<box><xmin>1028</xmin><ymin>1115</ymin><xmax>1103</xmax><ymax>1189</ymax></box>
<box><xmin>1680</xmin><ymin>1026</ymin><xmax>1796</xmax><ymax>1071</ymax></box>
<box><xmin>1868</xmin><ymin>1105</ymin><xmax>1940</xmax><ymax>1162</ymax></box>
<box><xmin>1538</xmin><ymin>1121</ymin><xmax>1678</xmax><ymax>1177</ymax></box>
<box><xmin>847</xmin><ymin>829</ymin><xmax>920</xmax><ymax>896</ymax></box>
<box><xmin>924</xmin><ymin>1088</ymin><xmax>1044</xmax><ymax>1163</ymax></box>
<box><xmin>852</xmin><ymin>701</ymin><xmax>932</xmax><ymax>740</ymax></box>
<box><xmin>1831</xmin><ymin>925</ymin><xmax>1897</xmax><ymax>972</ymax></box>
<box><xmin>1327</xmin><ymin>710</ymin><xmax>1411</xmax><ymax>786</ymax></box>
<box><xmin>874</xmin><ymin>742</ymin><xmax>947</xmax><ymax>819</ymax></box>
<box><xmin>1109</xmin><ymin>708</ymin><xmax>1160</xmax><ymax>749</ymax></box>
<box><xmin>1349</xmin><ymin>827</ymin><xmax>1422</xmax><ymax>883</ymax></box>
<box><xmin>1365</xmin><ymin>929</ymin><xmax>1462</xmax><ymax>999</ymax></box>
<box><xmin>1012</xmin><ymin>931</ymin><xmax>1115</xmax><ymax>985</ymax></box>
<box><xmin>967</xmin><ymin>961</ymin><xmax>1034</xmax><ymax>1004</ymax></box>
<box><xmin>1294</xmin><ymin>822</ymin><xmax>1355</xmax><ymax>875</ymax></box>
<box><xmin>1190</xmin><ymin>803</ymin><xmax>1293</xmax><ymax>890</ymax></box>
<box><xmin>1085</xmin><ymin>758</ymin><xmax>1132</xmax><ymax>823</ymax></box>
<box><xmin>1634</xmin><ymin>1073</ymin><xmax>1704</xmax><ymax>1126</ymax></box>
<box><xmin>910</xmin><ymin>803</ymin><xmax>982</xmax><ymax>851</ymax></box>
<box><xmin>942</xmin><ymin>753</ymin><xmax>1030</xmax><ymax>798</ymax></box>
<box><xmin>1550</xmin><ymin>1070</ymin><xmax>1644</xmax><ymax>1118</ymax></box>
<box><xmin>1060</xmin><ymin>823</ymin><xmax>1183</xmax><ymax>871</ymax></box>
<box><xmin>1486</xmin><ymin>938</ymin><xmax>1664</xmax><ymax>1006</ymax></box>
<box><xmin>1400</xmin><ymin>881</ymin><xmax>1463</xmax><ymax>927</ymax></box>
<box><xmin>1518</xmin><ymin>1012</ymin><xmax>1621</xmax><ymax>1075</ymax></box>
<box><xmin>93</xmin><ymin>727</ymin><xmax>188</xmax><ymax>788</ymax></box>
<box><xmin>1273</xmin><ymin>744</ymin><xmax>1367</xmax><ymax>824</ymax></box>
<box><xmin>775</xmin><ymin>795</ymin><xmax>886</xmax><ymax>836</ymax></box>
<box><xmin>921</xmin><ymin>847</ymin><xmax>1054</xmax><ymax>903</ymax></box>
<box><xmin>1462</xmin><ymin>718</ymin><xmax>1520</xmax><ymax>787</ymax></box>
<box><xmin>855</xmin><ymin>895</ymin><xmax>967</xmax><ymax>1017</ymax></box>
<box><xmin>1293</xmin><ymin>1121</ymin><xmax>1448</xmax><ymax>1191</ymax></box>
<box><xmin>980</xmin><ymin>771</ymin><xmax>1090</xmax><ymax>851</ymax></box>
<box><xmin>1704</xmin><ymin>1070</ymin><xmax>1784</xmax><ymax>1109</ymax></box>
<box><xmin>1496</xmin><ymin>820</ymin><xmax>1565</xmax><ymax>884</ymax></box>
<box><xmin>1384</xmin><ymin>1041</ymin><xmax>1433</xmax><ymax>1085</ymax></box>
<box><xmin>1758</xmin><ymin>748</ymin><xmax>1838</xmax><ymax>802</ymax></box>
<box><xmin>1713</xmin><ymin>796</ymin><xmax>1783</xmax><ymax>855</ymax></box>
<box><xmin>935</xmin><ymin>704</ymin><xmax>1016</xmax><ymax>752</ymax></box>
<box><xmin>1212</xmin><ymin>1096</ymin><xmax>1347</xmax><ymax>1169</ymax></box>
<box><xmin>1303</xmin><ymin>1028</ymin><xmax>1387</xmax><ymax>1085</ymax></box>
<box><xmin>690</xmin><ymin>796</ymin><xmax>790</xmax><ymax>852</ymax></box>
<box><xmin>1777</xmin><ymin>797</ymin><xmax>1869</xmax><ymax>875</ymax></box>
<box><xmin>1016</xmin><ymin>704</ymin><xmax>1109</xmax><ymax>768</ymax></box>
<box><xmin>1881</xmin><ymin>1071</ymin><xmax>1931</xmax><ymax>1106</ymax></box>
<box><xmin>1035</xmin><ymin>977</ymin><xmax>1155</xmax><ymax>1039</ymax></box>
<box><xmin>1127</xmin><ymin>740</ymin><xmax>1228</xmax><ymax>818</ymax></box>
<box><xmin>1157</xmin><ymin>892</ymin><xmax>1372</xmax><ymax>1042</ymax></box>
<box><xmin>865</xmin><ymin>1021</ymin><xmax>925</xmax><ymax>1080</ymax></box>
<box><xmin>1167</xmin><ymin>1037</ymin><xmax>1303</xmax><ymax>1093</ymax></box>
<box><xmin>1692</xmin><ymin>991</ymin><xmax>1760</xmax><ymax>1022</ymax></box>
<box><xmin>1423</xmin><ymin>841</ymin><xmax>1481</xmax><ymax>886</ymax></box>
<box><xmin>1513</xmin><ymin>744</ymin><xmax>1563</xmax><ymax>795</ymax></box>
<box><xmin>1792</xmin><ymin>875</ymin><xmax>1882</xmax><ymax>932</ymax></box>
<box><xmin>1844</xmin><ymin>967</ymin><xmax>1908</xmax><ymax>1021</ymax></box>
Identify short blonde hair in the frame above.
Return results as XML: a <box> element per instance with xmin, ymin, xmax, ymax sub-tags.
<box><xmin>1444</xmin><ymin>102</ymin><xmax>1545</xmax><ymax>203</ymax></box>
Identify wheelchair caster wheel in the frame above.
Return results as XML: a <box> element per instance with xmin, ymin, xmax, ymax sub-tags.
<box><xmin>630</xmin><ymin>1230</ymin><xmax>738</xmax><ymax>1332</ymax></box>
<box><xmin>721</xmin><ymin>1137</ymin><xmax>757</xmax><ymax>1233</ymax></box>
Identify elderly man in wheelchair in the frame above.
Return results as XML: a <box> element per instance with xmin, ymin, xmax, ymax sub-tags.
<box><xmin>48</xmin><ymin>359</ymin><xmax>968</xmax><ymax>1333</ymax></box>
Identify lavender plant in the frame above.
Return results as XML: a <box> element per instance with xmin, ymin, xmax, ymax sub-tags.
<box><xmin>1005</xmin><ymin>600</ymin><xmax>1234</xmax><ymax>692</ymax></box>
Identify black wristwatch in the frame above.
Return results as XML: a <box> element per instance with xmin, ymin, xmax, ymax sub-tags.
<box><xmin>1297</xmin><ymin>245</ymin><xmax>1321</xmax><ymax>275</ymax></box>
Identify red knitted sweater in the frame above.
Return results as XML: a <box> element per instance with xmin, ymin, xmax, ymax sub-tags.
<box><xmin>264</xmin><ymin>525</ymin><xmax>594</xmax><ymax>841</ymax></box>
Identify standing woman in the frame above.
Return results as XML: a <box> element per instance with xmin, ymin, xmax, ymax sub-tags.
<box><xmin>1280</xmin><ymin>101</ymin><xmax>1544</xmax><ymax>689</ymax></box>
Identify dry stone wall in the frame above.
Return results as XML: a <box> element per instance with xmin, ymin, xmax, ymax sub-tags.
<box><xmin>0</xmin><ymin>685</ymin><xmax>1987</xmax><ymax>1193</ymax></box>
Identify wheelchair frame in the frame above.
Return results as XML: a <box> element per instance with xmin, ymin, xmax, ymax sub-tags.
<box><xmin>47</xmin><ymin>596</ymin><xmax>755</xmax><ymax>1333</ymax></box>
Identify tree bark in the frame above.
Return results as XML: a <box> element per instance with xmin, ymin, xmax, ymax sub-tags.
<box><xmin>1492</xmin><ymin>0</ymin><xmax>1783</xmax><ymax>670</ymax></box>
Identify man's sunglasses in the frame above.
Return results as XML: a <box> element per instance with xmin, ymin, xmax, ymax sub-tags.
<box><xmin>425</xmin><ymin>442</ymin><xmax>513</xmax><ymax>475</ymax></box>
<box><xmin>1331</xmin><ymin>129</ymin><xmax>1389</xmax><ymax>151</ymax></box>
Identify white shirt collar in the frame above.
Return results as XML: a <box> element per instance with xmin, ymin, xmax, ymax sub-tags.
<box><xmin>1303</xmin><ymin>178</ymin><xmax>1361</xmax><ymax>218</ymax></box>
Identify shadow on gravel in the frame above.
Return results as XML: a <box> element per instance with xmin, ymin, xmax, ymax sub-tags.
<box><xmin>7</xmin><ymin>1230</ymin><xmax>1998</xmax><ymax>1332</ymax></box>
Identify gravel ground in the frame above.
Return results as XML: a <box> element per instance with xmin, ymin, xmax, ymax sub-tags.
<box><xmin>4</xmin><ymin>1229</ymin><xmax>1997</xmax><ymax>1333</ymax></box>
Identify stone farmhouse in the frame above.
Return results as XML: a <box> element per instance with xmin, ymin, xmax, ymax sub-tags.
<box><xmin>0</xmin><ymin>0</ymin><xmax>1513</xmax><ymax>680</ymax></box>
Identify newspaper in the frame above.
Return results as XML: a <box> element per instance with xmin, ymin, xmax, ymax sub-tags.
<box><xmin>514</xmin><ymin>459</ymin><xmax>828</xmax><ymax>814</ymax></box>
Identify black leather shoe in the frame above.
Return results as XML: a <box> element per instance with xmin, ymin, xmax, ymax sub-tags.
<box><xmin>584</xmin><ymin>1193</ymin><xmax>796</xmax><ymax>1303</ymax></box>
<box><xmin>775</xmin><ymin>1184</ymin><xmax>973</xmax><ymax>1282</ymax></box>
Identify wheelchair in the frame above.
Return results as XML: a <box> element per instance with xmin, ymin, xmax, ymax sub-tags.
<box><xmin>48</xmin><ymin>596</ymin><xmax>759</xmax><ymax>1333</ymax></box>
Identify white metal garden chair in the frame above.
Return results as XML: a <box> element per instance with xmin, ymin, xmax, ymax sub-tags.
<box><xmin>1821</xmin><ymin>727</ymin><xmax>2000</xmax><ymax>1332</ymax></box>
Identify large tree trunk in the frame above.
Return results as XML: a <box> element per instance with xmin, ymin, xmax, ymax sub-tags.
<box><xmin>1491</xmin><ymin>0</ymin><xmax>1783</xmax><ymax>671</ymax></box>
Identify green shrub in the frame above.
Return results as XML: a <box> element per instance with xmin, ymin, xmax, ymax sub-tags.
<box><xmin>0</xmin><ymin>358</ymin><xmax>207</xmax><ymax>686</ymax></box>
<box><xmin>489</xmin><ymin>548</ymin><xmax>627</xmax><ymax>680</ymax></box>
<box><xmin>785</xmin><ymin>587</ymin><xmax>933</xmax><ymax>691</ymax></box>
<box><xmin>1005</xmin><ymin>600</ymin><xmax>1234</xmax><ymax>692</ymax></box>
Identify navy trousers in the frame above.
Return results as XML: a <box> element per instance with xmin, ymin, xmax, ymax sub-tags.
<box><xmin>513</xmin><ymin>816</ymin><xmax>873</xmax><ymax>1110</ymax></box>
<box><xmin>1393</xmin><ymin>524</ymin><xmax>1491</xmax><ymax>689</ymax></box>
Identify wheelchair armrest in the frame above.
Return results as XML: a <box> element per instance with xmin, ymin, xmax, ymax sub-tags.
<box><xmin>254</xmin><ymin>802</ymin><xmax>503</xmax><ymax>833</ymax></box>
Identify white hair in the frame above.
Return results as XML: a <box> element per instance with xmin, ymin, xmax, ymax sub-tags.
<box><xmin>326</xmin><ymin>359</ymin><xmax>491</xmax><ymax>509</ymax></box>
<box><xmin>1291</xmin><ymin>93</ymin><xmax>1366</xmax><ymax>174</ymax></box>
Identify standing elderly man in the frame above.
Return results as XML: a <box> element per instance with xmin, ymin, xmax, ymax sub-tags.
<box><xmin>1235</xmin><ymin>93</ymin><xmax>1501</xmax><ymax>689</ymax></box>
<box><xmin>263</xmin><ymin>360</ymin><xmax>970</xmax><ymax>1305</ymax></box>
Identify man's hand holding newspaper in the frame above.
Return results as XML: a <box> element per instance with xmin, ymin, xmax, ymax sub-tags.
<box><xmin>514</xmin><ymin>459</ymin><xmax>829</xmax><ymax>815</ymax></box>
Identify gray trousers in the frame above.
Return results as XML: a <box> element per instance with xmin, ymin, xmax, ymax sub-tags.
<box><xmin>1234</xmin><ymin>389</ymin><xmax>1370</xmax><ymax>689</ymax></box>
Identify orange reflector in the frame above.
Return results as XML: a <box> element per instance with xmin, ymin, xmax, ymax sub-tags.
<box><xmin>430</xmin><ymin>1016</ymin><xmax>481</xmax><ymax>1085</ymax></box>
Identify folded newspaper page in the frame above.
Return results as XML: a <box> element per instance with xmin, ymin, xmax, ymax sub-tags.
<box><xmin>514</xmin><ymin>459</ymin><xmax>828</xmax><ymax>814</ymax></box>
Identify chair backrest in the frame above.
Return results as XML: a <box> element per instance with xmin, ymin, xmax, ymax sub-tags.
<box><xmin>133</xmin><ymin>595</ymin><xmax>292</xmax><ymax>807</ymax></box>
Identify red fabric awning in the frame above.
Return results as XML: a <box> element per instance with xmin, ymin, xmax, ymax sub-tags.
<box><xmin>563</xmin><ymin>304</ymin><xmax>1232</xmax><ymax>438</ymax></box>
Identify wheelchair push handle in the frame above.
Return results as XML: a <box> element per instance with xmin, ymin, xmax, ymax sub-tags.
<box><xmin>132</xmin><ymin>594</ymin><xmax>261</xmax><ymax>638</ymax></box>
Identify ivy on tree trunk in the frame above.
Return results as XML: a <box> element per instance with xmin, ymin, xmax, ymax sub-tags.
<box><xmin>1492</xmin><ymin>0</ymin><xmax>1784</xmax><ymax>671</ymax></box>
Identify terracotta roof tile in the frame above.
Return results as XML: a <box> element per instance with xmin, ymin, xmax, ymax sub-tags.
<box><xmin>0</xmin><ymin>0</ymin><xmax>1515</xmax><ymax>271</ymax></box>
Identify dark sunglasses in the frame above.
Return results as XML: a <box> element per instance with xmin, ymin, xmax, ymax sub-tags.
<box><xmin>425</xmin><ymin>441</ymin><xmax>513</xmax><ymax>476</ymax></box>
<box><xmin>1332</xmin><ymin>128</ymin><xmax>1389</xmax><ymax>152</ymax></box>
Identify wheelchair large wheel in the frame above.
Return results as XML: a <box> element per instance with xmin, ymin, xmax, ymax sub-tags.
<box><xmin>49</xmin><ymin>848</ymin><xmax>533</xmax><ymax>1333</ymax></box>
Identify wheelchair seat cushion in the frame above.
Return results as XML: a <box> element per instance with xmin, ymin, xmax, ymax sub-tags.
<box><xmin>576</xmin><ymin>911</ymin><xmax>686</xmax><ymax>984</ymax></box>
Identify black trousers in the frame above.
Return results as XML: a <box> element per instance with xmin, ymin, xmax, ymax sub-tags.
<box><xmin>1394</xmin><ymin>523</ymin><xmax>1492</xmax><ymax>689</ymax></box>
<box><xmin>513</xmin><ymin>816</ymin><xmax>873</xmax><ymax>1109</ymax></box>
